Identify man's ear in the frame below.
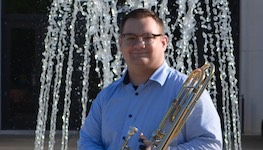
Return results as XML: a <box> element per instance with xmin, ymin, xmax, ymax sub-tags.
<box><xmin>162</xmin><ymin>35</ymin><xmax>168</xmax><ymax>50</ymax></box>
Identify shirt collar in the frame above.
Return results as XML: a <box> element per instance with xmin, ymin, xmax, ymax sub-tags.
<box><xmin>149</xmin><ymin>61</ymin><xmax>169</xmax><ymax>86</ymax></box>
<box><xmin>122</xmin><ymin>61</ymin><xmax>170</xmax><ymax>86</ymax></box>
<box><xmin>123</xmin><ymin>71</ymin><xmax>130</xmax><ymax>85</ymax></box>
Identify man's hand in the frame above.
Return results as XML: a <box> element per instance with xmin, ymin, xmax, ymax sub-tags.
<box><xmin>139</xmin><ymin>133</ymin><xmax>152</xmax><ymax>150</ymax></box>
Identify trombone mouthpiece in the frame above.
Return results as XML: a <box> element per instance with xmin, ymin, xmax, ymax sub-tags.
<box><xmin>128</xmin><ymin>127</ymin><xmax>138</xmax><ymax>135</ymax></box>
<box><xmin>121</xmin><ymin>126</ymin><xmax>139</xmax><ymax>150</ymax></box>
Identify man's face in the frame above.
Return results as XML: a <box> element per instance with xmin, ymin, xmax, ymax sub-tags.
<box><xmin>119</xmin><ymin>17</ymin><xmax>168</xmax><ymax>70</ymax></box>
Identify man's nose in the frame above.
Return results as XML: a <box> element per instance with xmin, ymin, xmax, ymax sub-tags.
<box><xmin>134</xmin><ymin>37</ymin><xmax>146</xmax><ymax>47</ymax></box>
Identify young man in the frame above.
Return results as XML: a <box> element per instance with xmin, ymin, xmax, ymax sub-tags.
<box><xmin>78</xmin><ymin>8</ymin><xmax>222</xmax><ymax>150</ymax></box>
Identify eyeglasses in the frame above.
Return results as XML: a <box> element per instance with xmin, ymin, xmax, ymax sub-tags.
<box><xmin>121</xmin><ymin>33</ymin><xmax>163</xmax><ymax>46</ymax></box>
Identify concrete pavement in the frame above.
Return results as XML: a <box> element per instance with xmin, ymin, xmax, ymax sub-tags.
<box><xmin>0</xmin><ymin>133</ymin><xmax>262</xmax><ymax>150</ymax></box>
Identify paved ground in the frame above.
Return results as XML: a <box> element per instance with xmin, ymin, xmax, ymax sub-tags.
<box><xmin>0</xmin><ymin>133</ymin><xmax>262</xmax><ymax>150</ymax></box>
<box><xmin>241</xmin><ymin>135</ymin><xmax>263</xmax><ymax>150</ymax></box>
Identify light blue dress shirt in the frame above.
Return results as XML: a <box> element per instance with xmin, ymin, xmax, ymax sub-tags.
<box><xmin>78</xmin><ymin>62</ymin><xmax>222</xmax><ymax>150</ymax></box>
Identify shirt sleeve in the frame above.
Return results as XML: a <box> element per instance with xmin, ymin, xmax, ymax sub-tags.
<box><xmin>77</xmin><ymin>95</ymin><xmax>104</xmax><ymax>150</ymax></box>
<box><xmin>168</xmin><ymin>90</ymin><xmax>223</xmax><ymax>150</ymax></box>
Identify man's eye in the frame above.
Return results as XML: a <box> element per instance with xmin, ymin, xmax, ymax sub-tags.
<box><xmin>143</xmin><ymin>36</ymin><xmax>154</xmax><ymax>40</ymax></box>
<box><xmin>126</xmin><ymin>36</ymin><xmax>136</xmax><ymax>40</ymax></box>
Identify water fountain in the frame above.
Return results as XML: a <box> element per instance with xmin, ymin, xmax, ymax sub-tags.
<box><xmin>34</xmin><ymin>0</ymin><xmax>241</xmax><ymax>149</ymax></box>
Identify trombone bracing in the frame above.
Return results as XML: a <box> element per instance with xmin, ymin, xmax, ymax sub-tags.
<box><xmin>121</xmin><ymin>63</ymin><xmax>215</xmax><ymax>150</ymax></box>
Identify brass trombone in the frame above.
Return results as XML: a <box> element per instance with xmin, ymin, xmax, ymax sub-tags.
<box><xmin>151</xmin><ymin>63</ymin><xmax>215</xmax><ymax>149</ymax></box>
<box><xmin>121</xmin><ymin>63</ymin><xmax>215</xmax><ymax>150</ymax></box>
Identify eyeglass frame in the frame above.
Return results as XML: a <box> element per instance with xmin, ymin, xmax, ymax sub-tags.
<box><xmin>120</xmin><ymin>33</ymin><xmax>163</xmax><ymax>46</ymax></box>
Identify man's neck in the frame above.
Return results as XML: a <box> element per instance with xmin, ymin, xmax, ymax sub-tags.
<box><xmin>128</xmin><ymin>67</ymin><xmax>155</xmax><ymax>86</ymax></box>
<box><xmin>127</xmin><ymin>60</ymin><xmax>165</xmax><ymax>86</ymax></box>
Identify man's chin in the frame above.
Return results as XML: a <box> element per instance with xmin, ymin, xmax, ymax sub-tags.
<box><xmin>132</xmin><ymin>59</ymin><xmax>150</xmax><ymax>65</ymax></box>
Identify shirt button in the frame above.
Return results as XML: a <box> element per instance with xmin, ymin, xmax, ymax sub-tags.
<box><xmin>128</xmin><ymin>114</ymin><xmax>132</xmax><ymax>118</ymax></box>
<box><xmin>135</xmin><ymin>92</ymin><xmax>139</xmax><ymax>96</ymax></box>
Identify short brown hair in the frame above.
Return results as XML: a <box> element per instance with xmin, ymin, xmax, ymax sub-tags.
<box><xmin>119</xmin><ymin>8</ymin><xmax>164</xmax><ymax>34</ymax></box>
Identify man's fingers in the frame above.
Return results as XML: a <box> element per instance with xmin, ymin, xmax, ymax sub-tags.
<box><xmin>139</xmin><ymin>133</ymin><xmax>152</xmax><ymax>147</ymax></box>
<box><xmin>139</xmin><ymin>145</ymin><xmax>146</xmax><ymax>150</ymax></box>
<box><xmin>139</xmin><ymin>138</ymin><xmax>144</xmax><ymax>143</ymax></box>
